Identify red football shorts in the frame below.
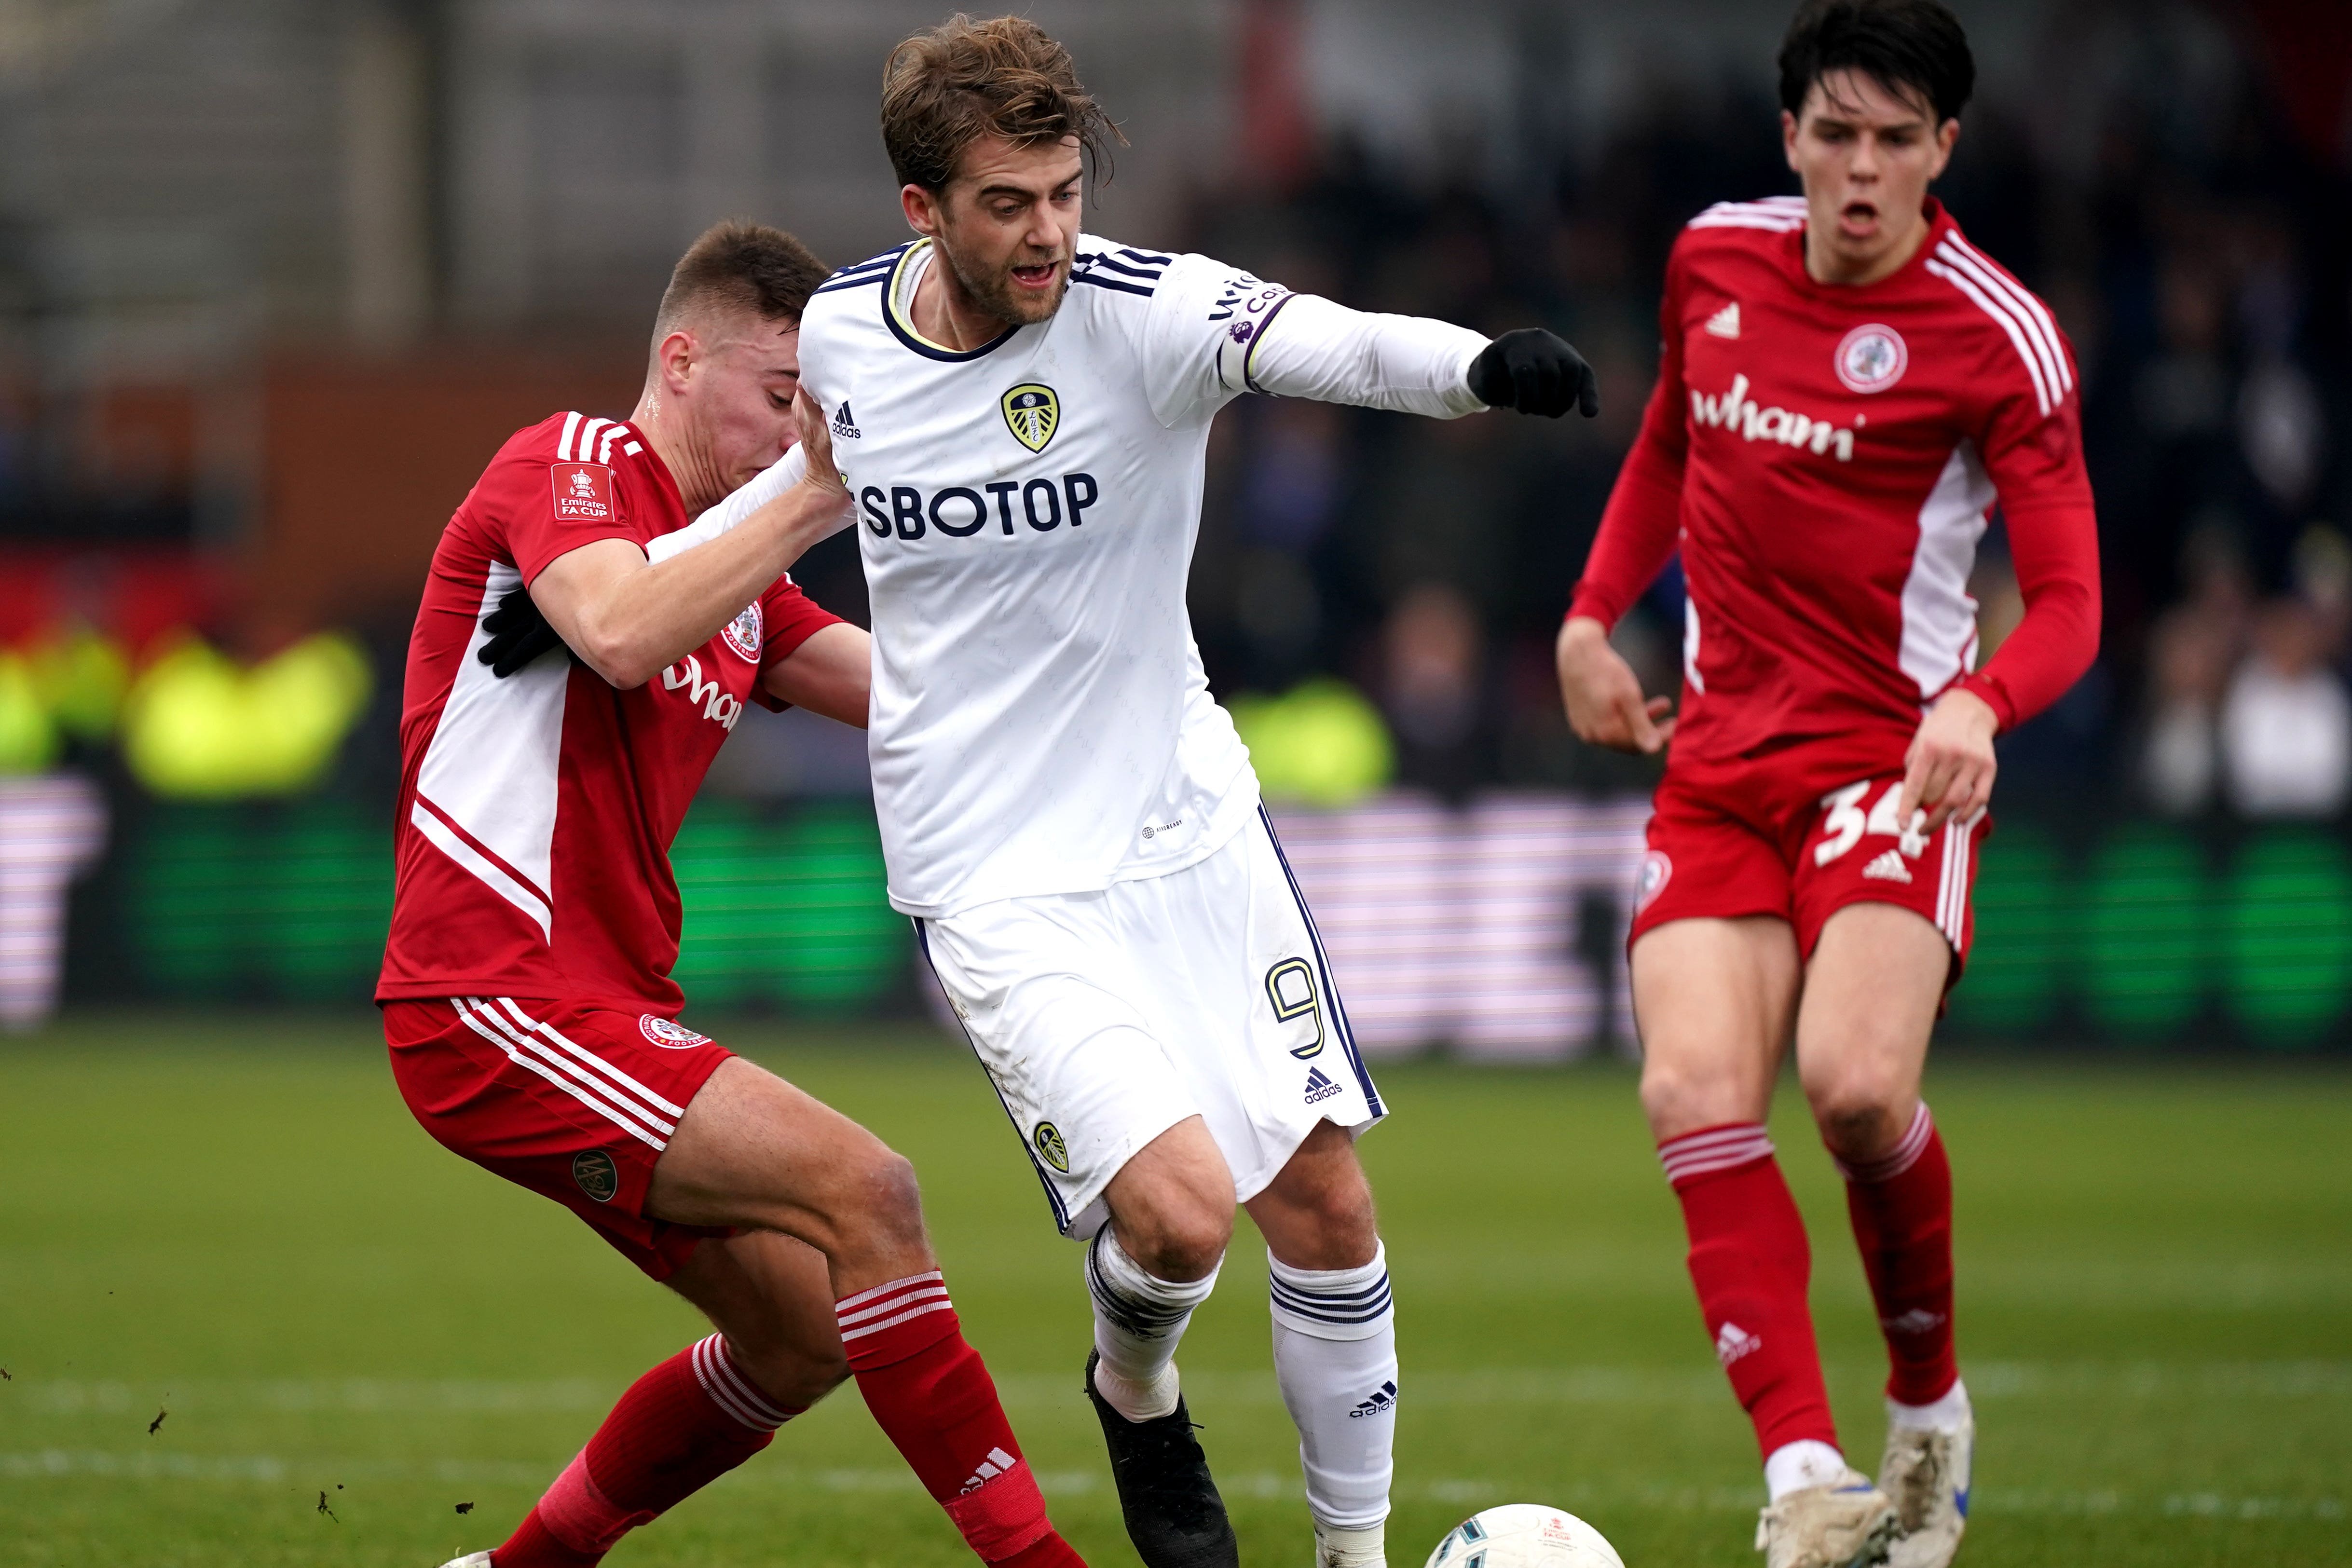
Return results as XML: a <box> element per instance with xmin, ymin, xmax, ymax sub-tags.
<box><xmin>383</xmin><ymin>996</ymin><xmax>736</xmax><ymax>1280</ymax></box>
<box><xmin>1629</xmin><ymin>736</ymin><xmax>1991</xmax><ymax>982</ymax></box>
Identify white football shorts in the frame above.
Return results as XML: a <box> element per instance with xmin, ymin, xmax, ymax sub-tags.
<box><xmin>917</xmin><ymin>804</ymin><xmax>1384</xmax><ymax>1239</ymax></box>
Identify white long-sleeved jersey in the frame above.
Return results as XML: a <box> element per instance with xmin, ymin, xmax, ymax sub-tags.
<box><xmin>693</xmin><ymin>235</ymin><xmax>1490</xmax><ymax>916</ymax></box>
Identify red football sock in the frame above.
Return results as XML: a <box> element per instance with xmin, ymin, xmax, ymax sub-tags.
<box><xmin>1838</xmin><ymin>1103</ymin><xmax>1958</xmax><ymax>1406</ymax></box>
<box><xmin>1660</xmin><ymin>1124</ymin><xmax>1840</xmax><ymax>1460</ymax></box>
<box><xmin>492</xmin><ymin>1333</ymin><xmax>800</xmax><ymax>1568</ymax></box>
<box><xmin>836</xmin><ymin>1271</ymin><xmax>1084</xmax><ymax>1567</ymax></box>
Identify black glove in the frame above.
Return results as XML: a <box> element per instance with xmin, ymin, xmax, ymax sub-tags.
<box><xmin>1469</xmin><ymin>328</ymin><xmax>1600</xmax><ymax>419</ymax></box>
<box><xmin>477</xmin><ymin>587</ymin><xmax>571</xmax><ymax>677</ymax></box>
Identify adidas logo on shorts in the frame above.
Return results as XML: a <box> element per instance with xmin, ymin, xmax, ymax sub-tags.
<box><xmin>1304</xmin><ymin>1066</ymin><xmax>1341</xmax><ymax>1104</ymax></box>
<box><xmin>1349</xmin><ymin>1380</ymin><xmax>1398</xmax><ymax>1418</ymax></box>
<box><xmin>1862</xmin><ymin>848</ymin><xmax>1913</xmax><ymax>884</ymax></box>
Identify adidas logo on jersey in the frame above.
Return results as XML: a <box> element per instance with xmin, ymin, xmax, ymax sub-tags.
<box><xmin>959</xmin><ymin>1445</ymin><xmax>1020</xmax><ymax>1494</ymax></box>
<box><xmin>1862</xmin><ymin>849</ymin><xmax>1913</xmax><ymax>884</ymax></box>
<box><xmin>1304</xmin><ymin>1066</ymin><xmax>1341</xmax><ymax>1104</ymax></box>
<box><xmin>1705</xmin><ymin>301</ymin><xmax>1741</xmax><ymax>339</ymax></box>
<box><xmin>831</xmin><ymin>401</ymin><xmax>862</xmax><ymax>439</ymax></box>
<box><xmin>1349</xmin><ymin>1380</ymin><xmax>1398</xmax><ymax>1418</ymax></box>
<box><xmin>1691</xmin><ymin>373</ymin><xmax>1857</xmax><ymax>462</ymax></box>
<box><xmin>1715</xmin><ymin>1321</ymin><xmax>1763</xmax><ymax>1366</ymax></box>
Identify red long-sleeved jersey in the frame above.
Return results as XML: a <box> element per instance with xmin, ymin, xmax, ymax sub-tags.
<box><xmin>1570</xmin><ymin>196</ymin><xmax>2099</xmax><ymax>761</ymax></box>
<box><xmin>376</xmin><ymin>413</ymin><xmax>841</xmax><ymax>1011</ymax></box>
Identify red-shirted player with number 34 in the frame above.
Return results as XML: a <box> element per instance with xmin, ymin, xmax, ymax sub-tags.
<box><xmin>1557</xmin><ymin>5</ymin><xmax>2099</xmax><ymax>1568</ymax></box>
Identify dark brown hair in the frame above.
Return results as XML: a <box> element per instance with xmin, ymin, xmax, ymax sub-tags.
<box><xmin>879</xmin><ymin>13</ymin><xmax>1121</xmax><ymax>193</ymax></box>
<box><xmin>653</xmin><ymin>220</ymin><xmax>828</xmax><ymax>337</ymax></box>
<box><xmin>1779</xmin><ymin>0</ymin><xmax>1974</xmax><ymax>124</ymax></box>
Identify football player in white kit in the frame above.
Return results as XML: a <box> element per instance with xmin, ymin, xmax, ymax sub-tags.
<box><xmin>602</xmin><ymin>16</ymin><xmax>1599</xmax><ymax>1568</ymax></box>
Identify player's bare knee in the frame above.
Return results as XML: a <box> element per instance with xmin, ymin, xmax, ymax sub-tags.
<box><xmin>1274</xmin><ymin>1184</ymin><xmax>1379</xmax><ymax>1269</ymax></box>
<box><xmin>1116</xmin><ymin>1196</ymin><xmax>1232</xmax><ymax>1282</ymax></box>
<box><xmin>1139</xmin><ymin>1217</ymin><xmax>1232</xmax><ymax>1282</ymax></box>
<box><xmin>1281</xmin><ymin>1140</ymin><xmax>1378</xmax><ymax>1249</ymax></box>
<box><xmin>845</xmin><ymin>1143</ymin><xmax>928</xmax><ymax>1250</ymax></box>
<box><xmin>1639</xmin><ymin>1059</ymin><xmax>1715</xmax><ymax>1135</ymax></box>
<box><xmin>1313</xmin><ymin>1167</ymin><xmax>1377</xmax><ymax>1243</ymax></box>
<box><xmin>1806</xmin><ymin>1071</ymin><xmax>1909</xmax><ymax>1159</ymax></box>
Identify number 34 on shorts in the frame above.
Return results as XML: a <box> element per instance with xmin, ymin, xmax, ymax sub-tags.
<box><xmin>1804</xmin><ymin>776</ymin><xmax>1987</xmax><ymax>956</ymax></box>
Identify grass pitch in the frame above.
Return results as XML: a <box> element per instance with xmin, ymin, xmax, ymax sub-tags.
<box><xmin>2</xmin><ymin>1013</ymin><xmax>2347</xmax><ymax>1568</ymax></box>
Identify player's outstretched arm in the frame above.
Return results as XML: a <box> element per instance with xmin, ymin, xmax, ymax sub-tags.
<box><xmin>1556</xmin><ymin>614</ymin><xmax>1673</xmax><ymax>754</ymax></box>
<box><xmin>761</xmin><ymin>622</ymin><xmax>871</xmax><ymax>729</ymax></box>
<box><xmin>1240</xmin><ymin>294</ymin><xmax>1599</xmax><ymax>420</ymax></box>
<box><xmin>529</xmin><ymin>390</ymin><xmax>851</xmax><ymax>690</ymax></box>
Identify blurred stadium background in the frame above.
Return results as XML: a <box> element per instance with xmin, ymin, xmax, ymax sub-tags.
<box><xmin>4</xmin><ymin>0</ymin><xmax>2352</xmax><ymax>1046</ymax></box>
<box><xmin>2</xmin><ymin>2</ymin><xmax>2349</xmax><ymax>1566</ymax></box>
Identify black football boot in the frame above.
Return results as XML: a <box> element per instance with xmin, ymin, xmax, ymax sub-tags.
<box><xmin>1083</xmin><ymin>1348</ymin><xmax>1241</xmax><ymax>1568</ymax></box>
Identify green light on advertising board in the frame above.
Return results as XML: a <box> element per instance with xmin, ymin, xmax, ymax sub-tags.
<box><xmin>126</xmin><ymin>799</ymin><xmax>903</xmax><ymax>1009</ymax></box>
<box><xmin>670</xmin><ymin>800</ymin><xmax>905</xmax><ymax>1010</ymax></box>
<box><xmin>2081</xmin><ymin>824</ymin><xmax>2208</xmax><ymax>1036</ymax></box>
<box><xmin>2222</xmin><ymin>829</ymin><xmax>2352</xmax><ymax>1048</ymax></box>
<box><xmin>1946</xmin><ymin>824</ymin><xmax>2069</xmax><ymax>1032</ymax></box>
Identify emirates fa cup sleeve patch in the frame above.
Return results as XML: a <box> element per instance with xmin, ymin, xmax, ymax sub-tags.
<box><xmin>552</xmin><ymin>462</ymin><xmax>616</xmax><ymax>521</ymax></box>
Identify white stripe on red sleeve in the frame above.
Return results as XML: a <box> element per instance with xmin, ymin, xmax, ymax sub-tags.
<box><xmin>1941</xmin><ymin>234</ymin><xmax>2072</xmax><ymax>395</ymax></box>
<box><xmin>1934</xmin><ymin>239</ymin><xmax>2069</xmax><ymax>405</ymax></box>
<box><xmin>1925</xmin><ymin>254</ymin><xmax>2055</xmax><ymax>416</ymax></box>
<box><xmin>574</xmin><ymin>417</ymin><xmax>610</xmax><ymax>466</ymax></box>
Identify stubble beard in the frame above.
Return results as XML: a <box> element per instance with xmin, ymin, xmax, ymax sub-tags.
<box><xmin>937</xmin><ymin>230</ymin><xmax>1068</xmax><ymax>330</ymax></box>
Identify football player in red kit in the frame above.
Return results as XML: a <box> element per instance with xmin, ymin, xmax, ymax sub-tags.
<box><xmin>378</xmin><ymin>220</ymin><xmax>1089</xmax><ymax>1568</ymax></box>
<box><xmin>1556</xmin><ymin>4</ymin><xmax>2098</xmax><ymax>1567</ymax></box>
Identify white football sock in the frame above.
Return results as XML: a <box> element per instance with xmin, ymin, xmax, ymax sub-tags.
<box><xmin>1315</xmin><ymin>1520</ymin><xmax>1388</xmax><ymax>1568</ymax></box>
<box><xmin>1086</xmin><ymin>1224</ymin><xmax>1219</xmax><ymax>1422</ymax></box>
<box><xmin>1270</xmin><ymin>1241</ymin><xmax>1396</xmax><ymax>1534</ymax></box>
<box><xmin>1764</xmin><ymin>1438</ymin><xmax>1851</xmax><ymax>1500</ymax></box>
<box><xmin>1888</xmin><ymin>1376</ymin><xmax>1970</xmax><ymax>1433</ymax></box>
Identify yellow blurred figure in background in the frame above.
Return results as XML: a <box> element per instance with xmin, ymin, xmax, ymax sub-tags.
<box><xmin>121</xmin><ymin>632</ymin><xmax>373</xmax><ymax>799</ymax></box>
<box><xmin>0</xmin><ymin>652</ymin><xmax>60</xmax><ymax>775</ymax></box>
<box><xmin>1227</xmin><ymin>679</ymin><xmax>1394</xmax><ymax>810</ymax></box>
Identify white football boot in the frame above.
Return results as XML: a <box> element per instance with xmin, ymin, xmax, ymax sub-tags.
<box><xmin>1755</xmin><ymin>1468</ymin><xmax>1899</xmax><ymax>1568</ymax></box>
<box><xmin>435</xmin><ymin>1554</ymin><xmax>492</xmax><ymax>1567</ymax></box>
<box><xmin>1880</xmin><ymin>1403</ymin><xmax>1973</xmax><ymax>1568</ymax></box>
<box><xmin>1316</xmin><ymin>1519</ymin><xmax>1386</xmax><ymax>1568</ymax></box>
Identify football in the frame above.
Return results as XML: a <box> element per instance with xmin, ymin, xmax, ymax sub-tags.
<box><xmin>1423</xmin><ymin>1504</ymin><xmax>1627</xmax><ymax>1568</ymax></box>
